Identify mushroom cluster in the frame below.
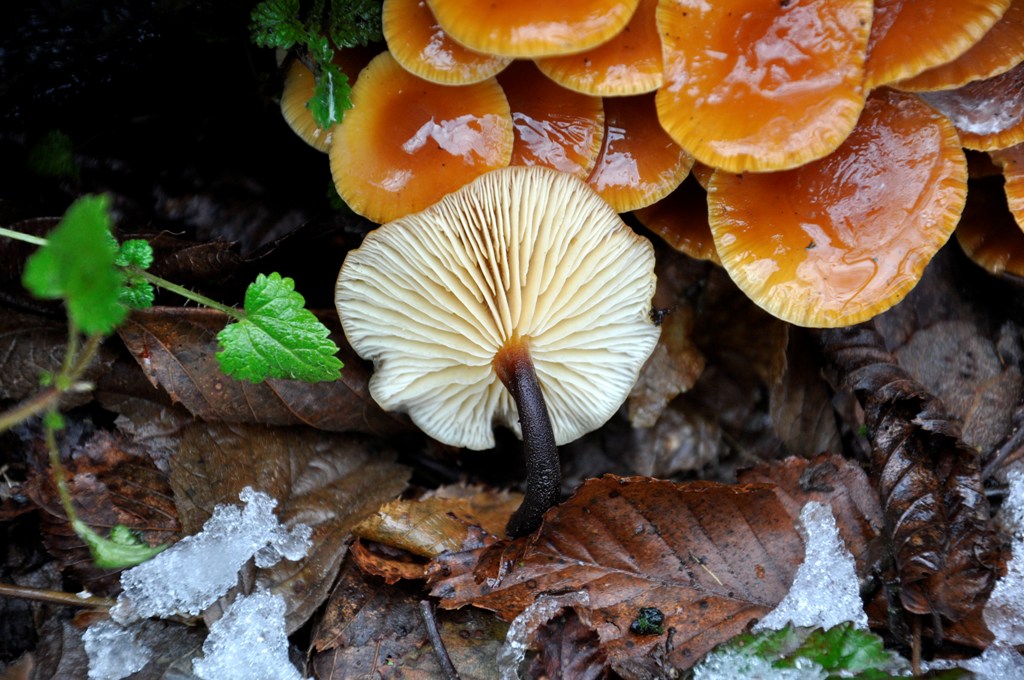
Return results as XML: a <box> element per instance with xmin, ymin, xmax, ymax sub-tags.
<box><xmin>282</xmin><ymin>0</ymin><xmax>1024</xmax><ymax>327</ymax></box>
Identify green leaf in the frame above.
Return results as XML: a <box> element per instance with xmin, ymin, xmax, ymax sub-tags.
<box><xmin>73</xmin><ymin>519</ymin><xmax>166</xmax><ymax>569</ymax></box>
<box><xmin>250</xmin><ymin>0</ymin><xmax>307</xmax><ymax>49</ymax></box>
<box><xmin>692</xmin><ymin>624</ymin><xmax>913</xmax><ymax>679</ymax></box>
<box><xmin>329</xmin><ymin>0</ymin><xmax>383</xmax><ymax>47</ymax></box>
<box><xmin>216</xmin><ymin>272</ymin><xmax>343</xmax><ymax>383</ymax></box>
<box><xmin>23</xmin><ymin>195</ymin><xmax>127</xmax><ymax>335</ymax></box>
<box><xmin>115</xmin><ymin>239</ymin><xmax>156</xmax><ymax>310</ymax></box>
<box><xmin>308</xmin><ymin>61</ymin><xmax>351</xmax><ymax>129</ymax></box>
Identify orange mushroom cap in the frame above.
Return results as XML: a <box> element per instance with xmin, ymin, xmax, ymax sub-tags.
<box><xmin>425</xmin><ymin>0</ymin><xmax>640</xmax><ymax>58</ymax></box>
<box><xmin>864</xmin><ymin>0</ymin><xmax>1010</xmax><ymax>90</ymax></box>
<box><xmin>280</xmin><ymin>48</ymin><xmax>378</xmax><ymax>152</ymax></box>
<box><xmin>633</xmin><ymin>175</ymin><xmax>720</xmax><ymax>265</ymax></box>
<box><xmin>990</xmin><ymin>142</ymin><xmax>1024</xmax><ymax>229</ymax></box>
<box><xmin>383</xmin><ymin>0</ymin><xmax>511</xmax><ymax>84</ymax></box>
<box><xmin>655</xmin><ymin>0</ymin><xmax>872</xmax><ymax>174</ymax></box>
<box><xmin>895</xmin><ymin>1</ymin><xmax>1024</xmax><ymax>92</ymax></box>
<box><xmin>586</xmin><ymin>93</ymin><xmax>693</xmax><ymax>212</ymax></box>
<box><xmin>498</xmin><ymin>61</ymin><xmax>605</xmax><ymax>180</ymax></box>
<box><xmin>707</xmin><ymin>89</ymin><xmax>967</xmax><ymax>328</ymax></box>
<box><xmin>956</xmin><ymin>177</ymin><xmax>1024</xmax><ymax>278</ymax></box>
<box><xmin>534</xmin><ymin>0</ymin><xmax>662</xmax><ymax>96</ymax></box>
<box><xmin>919</xmin><ymin>61</ymin><xmax>1024</xmax><ymax>151</ymax></box>
<box><xmin>329</xmin><ymin>51</ymin><xmax>513</xmax><ymax>224</ymax></box>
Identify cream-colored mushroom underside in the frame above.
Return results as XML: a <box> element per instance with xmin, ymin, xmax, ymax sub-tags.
<box><xmin>337</xmin><ymin>166</ymin><xmax>659</xmax><ymax>450</ymax></box>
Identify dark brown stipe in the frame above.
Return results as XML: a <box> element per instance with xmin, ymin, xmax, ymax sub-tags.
<box><xmin>494</xmin><ymin>338</ymin><xmax>561</xmax><ymax>538</ymax></box>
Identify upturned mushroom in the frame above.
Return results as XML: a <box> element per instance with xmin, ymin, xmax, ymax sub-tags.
<box><xmin>336</xmin><ymin>166</ymin><xmax>659</xmax><ymax>536</ymax></box>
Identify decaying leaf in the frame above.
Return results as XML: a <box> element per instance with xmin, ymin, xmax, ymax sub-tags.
<box><xmin>529</xmin><ymin>610</ymin><xmax>609</xmax><ymax>680</ymax></box>
<box><xmin>353</xmin><ymin>486</ymin><xmax>522</xmax><ymax>558</ymax></box>
<box><xmin>769</xmin><ymin>327</ymin><xmax>842</xmax><ymax>457</ymax></box>
<box><xmin>117</xmin><ymin>307</ymin><xmax>411</xmax><ymax>436</ymax></box>
<box><xmin>169</xmin><ymin>422</ymin><xmax>410</xmax><ymax>632</ymax></box>
<box><xmin>819</xmin><ymin>325</ymin><xmax>998</xmax><ymax>621</ymax></box>
<box><xmin>311</xmin><ymin>557</ymin><xmax>508</xmax><ymax>679</ymax></box>
<box><xmin>428</xmin><ymin>475</ymin><xmax>804</xmax><ymax>673</ymax></box>
<box><xmin>24</xmin><ymin>428</ymin><xmax>181</xmax><ymax>594</ymax></box>
<box><xmin>737</xmin><ymin>454</ymin><xmax>883</xmax><ymax>578</ymax></box>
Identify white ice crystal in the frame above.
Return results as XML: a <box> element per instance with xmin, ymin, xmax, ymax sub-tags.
<box><xmin>192</xmin><ymin>590</ymin><xmax>307</xmax><ymax>680</ymax></box>
<box><xmin>82</xmin><ymin>620</ymin><xmax>151</xmax><ymax>680</ymax></box>
<box><xmin>754</xmin><ymin>501</ymin><xmax>867</xmax><ymax>632</ymax></box>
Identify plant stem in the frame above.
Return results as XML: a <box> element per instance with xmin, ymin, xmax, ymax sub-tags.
<box><xmin>0</xmin><ymin>226</ymin><xmax>47</xmax><ymax>246</ymax></box>
<box><xmin>0</xmin><ymin>333</ymin><xmax>103</xmax><ymax>434</ymax></box>
<box><xmin>0</xmin><ymin>582</ymin><xmax>115</xmax><ymax>609</ymax></box>
<box><xmin>131</xmin><ymin>267</ymin><xmax>244</xmax><ymax>320</ymax></box>
<box><xmin>495</xmin><ymin>340</ymin><xmax>560</xmax><ymax>538</ymax></box>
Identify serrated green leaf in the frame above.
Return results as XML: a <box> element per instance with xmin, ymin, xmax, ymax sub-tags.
<box><xmin>308</xmin><ymin>62</ymin><xmax>351</xmax><ymax>130</ymax></box>
<box><xmin>250</xmin><ymin>0</ymin><xmax>306</xmax><ymax>49</ymax></box>
<box><xmin>692</xmin><ymin>624</ymin><xmax>912</xmax><ymax>679</ymax></box>
<box><xmin>115</xmin><ymin>239</ymin><xmax>154</xmax><ymax>269</ymax></box>
<box><xmin>329</xmin><ymin>0</ymin><xmax>383</xmax><ymax>47</ymax></box>
<box><xmin>120</xmin><ymin>275</ymin><xmax>155</xmax><ymax>310</ymax></box>
<box><xmin>73</xmin><ymin>519</ymin><xmax>167</xmax><ymax>569</ymax></box>
<box><xmin>23</xmin><ymin>195</ymin><xmax>127</xmax><ymax>335</ymax></box>
<box><xmin>216</xmin><ymin>272</ymin><xmax>342</xmax><ymax>383</ymax></box>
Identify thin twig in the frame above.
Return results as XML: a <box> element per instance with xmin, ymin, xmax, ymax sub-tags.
<box><xmin>419</xmin><ymin>600</ymin><xmax>460</xmax><ymax>680</ymax></box>
<box><xmin>982</xmin><ymin>423</ymin><xmax>1024</xmax><ymax>480</ymax></box>
<box><xmin>0</xmin><ymin>582</ymin><xmax>115</xmax><ymax>609</ymax></box>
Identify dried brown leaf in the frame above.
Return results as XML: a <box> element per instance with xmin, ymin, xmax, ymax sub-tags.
<box><xmin>117</xmin><ymin>307</ymin><xmax>411</xmax><ymax>436</ymax></box>
<box><xmin>23</xmin><ymin>429</ymin><xmax>181</xmax><ymax>594</ymax></box>
<box><xmin>168</xmin><ymin>422</ymin><xmax>410</xmax><ymax>633</ymax></box>
<box><xmin>770</xmin><ymin>328</ymin><xmax>842</xmax><ymax>457</ymax></box>
<box><xmin>529</xmin><ymin>610</ymin><xmax>608</xmax><ymax>680</ymax></box>
<box><xmin>428</xmin><ymin>476</ymin><xmax>803</xmax><ymax>672</ymax></box>
<box><xmin>311</xmin><ymin>557</ymin><xmax>507</xmax><ymax>679</ymax></box>
<box><xmin>354</xmin><ymin>488</ymin><xmax>521</xmax><ymax>558</ymax></box>
<box><xmin>819</xmin><ymin>325</ymin><xmax>999</xmax><ymax>621</ymax></box>
<box><xmin>737</xmin><ymin>454</ymin><xmax>884</xmax><ymax>577</ymax></box>
<box><xmin>350</xmin><ymin>539</ymin><xmax>428</xmax><ymax>583</ymax></box>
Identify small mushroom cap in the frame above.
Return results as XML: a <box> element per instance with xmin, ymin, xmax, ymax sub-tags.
<box><xmin>990</xmin><ymin>142</ymin><xmax>1024</xmax><ymax>229</ymax></box>
<box><xmin>864</xmin><ymin>0</ymin><xmax>1010</xmax><ymax>90</ymax></box>
<box><xmin>329</xmin><ymin>51</ymin><xmax>513</xmax><ymax>223</ymax></box>
<box><xmin>633</xmin><ymin>175</ymin><xmax>720</xmax><ymax>265</ymax></box>
<box><xmin>655</xmin><ymin>0</ymin><xmax>872</xmax><ymax>173</ymax></box>
<box><xmin>337</xmin><ymin>166</ymin><xmax>659</xmax><ymax>450</ymax></box>
<box><xmin>383</xmin><ymin>0</ymin><xmax>511</xmax><ymax>84</ymax></box>
<box><xmin>498</xmin><ymin>61</ymin><xmax>605</xmax><ymax>179</ymax></box>
<box><xmin>919</xmin><ymin>61</ymin><xmax>1024</xmax><ymax>151</ymax></box>
<box><xmin>895</xmin><ymin>1</ymin><xmax>1024</xmax><ymax>92</ymax></box>
<box><xmin>956</xmin><ymin>177</ymin><xmax>1024</xmax><ymax>278</ymax></box>
<box><xmin>708</xmin><ymin>89</ymin><xmax>967</xmax><ymax>328</ymax></box>
<box><xmin>534</xmin><ymin>0</ymin><xmax>663</xmax><ymax>96</ymax></box>
<box><xmin>280</xmin><ymin>48</ymin><xmax>377</xmax><ymax>152</ymax></box>
<box><xmin>425</xmin><ymin>0</ymin><xmax>640</xmax><ymax>58</ymax></box>
<box><xmin>586</xmin><ymin>93</ymin><xmax>693</xmax><ymax>212</ymax></box>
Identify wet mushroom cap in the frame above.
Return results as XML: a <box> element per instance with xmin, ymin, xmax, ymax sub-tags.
<box><xmin>498</xmin><ymin>60</ymin><xmax>605</xmax><ymax>179</ymax></box>
<box><xmin>655</xmin><ymin>0</ymin><xmax>872</xmax><ymax>173</ymax></box>
<box><xmin>894</xmin><ymin>1</ymin><xmax>1024</xmax><ymax>91</ymax></box>
<box><xmin>919</xmin><ymin>61</ymin><xmax>1024</xmax><ymax>151</ymax></box>
<box><xmin>383</xmin><ymin>0</ymin><xmax>511</xmax><ymax>84</ymax></box>
<box><xmin>990</xmin><ymin>142</ymin><xmax>1024</xmax><ymax>228</ymax></box>
<box><xmin>329</xmin><ymin>51</ymin><xmax>514</xmax><ymax>224</ymax></box>
<box><xmin>336</xmin><ymin>166</ymin><xmax>659</xmax><ymax>450</ymax></box>
<box><xmin>586</xmin><ymin>93</ymin><xmax>693</xmax><ymax>212</ymax></box>
<box><xmin>534</xmin><ymin>0</ymin><xmax>663</xmax><ymax>96</ymax></box>
<box><xmin>707</xmin><ymin>89</ymin><xmax>967</xmax><ymax>328</ymax></box>
<box><xmin>864</xmin><ymin>0</ymin><xmax>1010</xmax><ymax>89</ymax></box>
<box><xmin>956</xmin><ymin>177</ymin><xmax>1024</xmax><ymax>278</ymax></box>
<box><xmin>425</xmin><ymin>0</ymin><xmax>641</xmax><ymax>58</ymax></box>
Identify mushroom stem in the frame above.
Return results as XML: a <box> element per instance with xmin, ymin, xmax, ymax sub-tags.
<box><xmin>494</xmin><ymin>340</ymin><xmax>561</xmax><ymax>537</ymax></box>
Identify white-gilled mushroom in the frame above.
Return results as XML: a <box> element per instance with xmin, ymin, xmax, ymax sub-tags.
<box><xmin>336</xmin><ymin>166</ymin><xmax>659</xmax><ymax>535</ymax></box>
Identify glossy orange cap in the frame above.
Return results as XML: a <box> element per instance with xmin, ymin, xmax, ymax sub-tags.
<box><xmin>864</xmin><ymin>0</ymin><xmax>1010</xmax><ymax>89</ymax></box>
<box><xmin>329</xmin><ymin>51</ymin><xmax>513</xmax><ymax>223</ymax></box>
<box><xmin>708</xmin><ymin>89</ymin><xmax>967</xmax><ymax>327</ymax></box>
<box><xmin>586</xmin><ymin>93</ymin><xmax>693</xmax><ymax>212</ymax></box>
<box><xmin>534</xmin><ymin>0</ymin><xmax>662</xmax><ymax>96</ymax></box>
<box><xmin>425</xmin><ymin>0</ymin><xmax>640</xmax><ymax>58</ymax></box>
<box><xmin>656</xmin><ymin>0</ymin><xmax>871</xmax><ymax>173</ymax></box>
